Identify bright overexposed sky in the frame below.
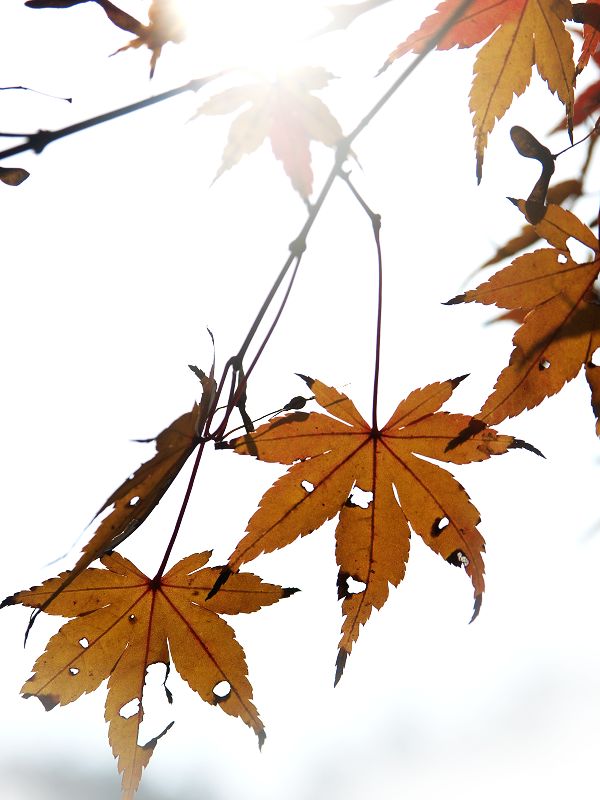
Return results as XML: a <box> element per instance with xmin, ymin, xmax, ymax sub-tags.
<box><xmin>2</xmin><ymin>2</ymin><xmax>600</xmax><ymax>799</ymax></box>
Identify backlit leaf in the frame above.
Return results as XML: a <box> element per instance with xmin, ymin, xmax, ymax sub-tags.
<box><xmin>448</xmin><ymin>202</ymin><xmax>600</xmax><ymax>431</ymax></box>
<box><xmin>216</xmin><ymin>376</ymin><xmax>523</xmax><ymax>682</ymax></box>
<box><xmin>3</xmin><ymin>552</ymin><xmax>294</xmax><ymax>799</ymax></box>
<box><xmin>384</xmin><ymin>0</ymin><xmax>574</xmax><ymax>181</ymax></box>
<box><xmin>193</xmin><ymin>68</ymin><xmax>344</xmax><ymax>198</ymax></box>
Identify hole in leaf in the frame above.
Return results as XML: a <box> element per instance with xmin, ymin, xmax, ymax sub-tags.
<box><xmin>346</xmin><ymin>577</ymin><xmax>366</xmax><ymax>594</ymax></box>
<box><xmin>128</xmin><ymin>614</ymin><xmax>137</xmax><ymax>623</ymax></box>
<box><xmin>349</xmin><ymin>487</ymin><xmax>373</xmax><ymax>509</ymax></box>
<box><xmin>432</xmin><ymin>516</ymin><xmax>449</xmax><ymax>537</ymax></box>
<box><xmin>557</xmin><ymin>253</ymin><xmax>568</xmax><ymax>264</ymax></box>
<box><xmin>213</xmin><ymin>681</ymin><xmax>231</xmax><ymax>702</ymax></box>
<box><xmin>119</xmin><ymin>698</ymin><xmax>140</xmax><ymax>719</ymax></box>
<box><xmin>301</xmin><ymin>481</ymin><xmax>314</xmax><ymax>493</ymax></box>
<box><xmin>538</xmin><ymin>358</ymin><xmax>550</xmax><ymax>370</ymax></box>
<box><xmin>79</xmin><ymin>638</ymin><xmax>89</xmax><ymax>648</ymax></box>
<box><xmin>447</xmin><ymin>550</ymin><xmax>469</xmax><ymax>567</ymax></box>
<box><xmin>68</xmin><ymin>667</ymin><xmax>79</xmax><ymax>676</ymax></box>
<box><xmin>128</xmin><ymin>496</ymin><xmax>140</xmax><ymax>507</ymax></box>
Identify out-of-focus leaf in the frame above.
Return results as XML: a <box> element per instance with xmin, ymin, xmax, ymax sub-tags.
<box><xmin>0</xmin><ymin>166</ymin><xmax>30</xmax><ymax>185</ymax></box>
<box><xmin>573</xmin><ymin>1</ymin><xmax>600</xmax><ymax>74</ymax></box>
<box><xmin>193</xmin><ymin>68</ymin><xmax>343</xmax><ymax>198</ymax></box>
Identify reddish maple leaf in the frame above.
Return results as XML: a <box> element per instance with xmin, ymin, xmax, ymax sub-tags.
<box><xmin>193</xmin><ymin>67</ymin><xmax>344</xmax><ymax>198</ymax></box>
<box><xmin>383</xmin><ymin>0</ymin><xmax>575</xmax><ymax>181</ymax></box>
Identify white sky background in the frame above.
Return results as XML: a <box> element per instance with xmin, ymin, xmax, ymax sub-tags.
<box><xmin>2</xmin><ymin>1</ymin><xmax>600</xmax><ymax>798</ymax></box>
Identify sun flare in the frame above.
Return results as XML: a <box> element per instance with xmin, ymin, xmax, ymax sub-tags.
<box><xmin>177</xmin><ymin>0</ymin><xmax>331</xmax><ymax>76</ymax></box>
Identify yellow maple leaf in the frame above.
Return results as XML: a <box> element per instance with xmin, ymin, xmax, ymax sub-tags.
<box><xmin>3</xmin><ymin>552</ymin><xmax>295</xmax><ymax>799</ymax></box>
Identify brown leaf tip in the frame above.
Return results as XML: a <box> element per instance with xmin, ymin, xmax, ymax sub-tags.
<box><xmin>444</xmin><ymin>293</ymin><xmax>466</xmax><ymax>306</ymax></box>
<box><xmin>0</xmin><ymin>594</ymin><xmax>16</xmax><ymax>609</ymax></box>
<box><xmin>334</xmin><ymin>649</ymin><xmax>348</xmax><ymax>687</ymax></box>
<box><xmin>258</xmin><ymin>729</ymin><xmax>266</xmax><ymax>751</ymax></box>
<box><xmin>23</xmin><ymin>692</ymin><xmax>59</xmax><ymax>711</ymax></box>
<box><xmin>469</xmin><ymin>594</ymin><xmax>483</xmax><ymax>624</ymax></box>
<box><xmin>282</xmin><ymin>587</ymin><xmax>300</xmax><ymax>598</ymax></box>
<box><xmin>296</xmin><ymin>373</ymin><xmax>314</xmax><ymax>389</ymax></box>
<box><xmin>450</xmin><ymin>374</ymin><xmax>469</xmax><ymax>389</ymax></box>
<box><xmin>509</xmin><ymin>438</ymin><xmax>545</xmax><ymax>458</ymax></box>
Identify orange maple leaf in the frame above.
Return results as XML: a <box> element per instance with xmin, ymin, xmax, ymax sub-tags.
<box><xmin>448</xmin><ymin>202</ymin><xmax>600</xmax><ymax>431</ymax></box>
<box><xmin>193</xmin><ymin>67</ymin><xmax>344</xmax><ymax>198</ymax></box>
<box><xmin>215</xmin><ymin>375</ymin><xmax>525</xmax><ymax>683</ymax></box>
<box><xmin>383</xmin><ymin>0</ymin><xmax>575</xmax><ymax>181</ymax></box>
<box><xmin>2</xmin><ymin>552</ymin><xmax>295</xmax><ymax>799</ymax></box>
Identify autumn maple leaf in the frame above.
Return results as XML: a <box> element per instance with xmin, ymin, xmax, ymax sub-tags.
<box><xmin>448</xmin><ymin>202</ymin><xmax>600</xmax><ymax>433</ymax></box>
<box><xmin>193</xmin><ymin>67</ymin><xmax>344</xmax><ymax>198</ymax></box>
<box><xmin>573</xmin><ymin>1</ymin><xmax>600</xmax><ymax>74</ymax></box>
<box><xmin>2</xmin><ymin>552</ymin><xmax>295</xmax><ymax>799</ymax></box>
<box><xmin>383</xmin><ymin>0</ymin><xmax>575</xmax><ymax>181</ymax></box>
<box><xmin>214</xmin><ymin>375</ymin><xmax>526</xmax><ymax>683</ymax></box>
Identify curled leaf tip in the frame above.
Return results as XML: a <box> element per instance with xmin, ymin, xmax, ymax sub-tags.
<box><xmin>469</xmin><ymin>594</ymin><xmax>483</xmax><ymax>623</ymax></box>
<box><xmin>509</xmin><ymin>438</ymin><xmax>545</xmax><ymax>458</ymax></box>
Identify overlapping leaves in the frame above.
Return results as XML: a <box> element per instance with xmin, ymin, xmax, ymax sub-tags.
<box><xmin>448</xmin><ymin>202</ymin><xmax>600</xmax><ymax>432</ymax></box>
<box><xmin>3</xmin><ymin>552</ymin><xmax>294</xmax><ymax>799</ymax></box>
<box><xmin>216</xmin><ymin>375</ymin><xmax>524</xmax><ymax>682</ymax></box>
<box><xmin>384</xmin><ymin>0</ymin><xmax>575</xmax><ymax>180</ymax></box>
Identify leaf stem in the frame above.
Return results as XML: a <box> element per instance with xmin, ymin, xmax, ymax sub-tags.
<box><xmin>154</xmin><ymin>439</ymin><xmax>207</xmax><ymax>580</ymax></box>
<box><xmin>340</xmin><ymin>172</ymin><xmax>383</xmax><ymax>429</ymax></box>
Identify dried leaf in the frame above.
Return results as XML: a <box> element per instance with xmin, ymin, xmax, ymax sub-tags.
<box><xmin>573</xmin><ymin>1</ymin><xmax>600</xmax><ymax>74</ymax></box>
<box><xmin>0</xmin><ymin>166</ymin><xmax>30</xmax><ymax>185</ymax></box>
<box><xmin>384</xmin><ymin>0</ymin><xmax>574</xmax><ymax>181</ymax></box>
<box><xmin>3</xmin><ymin>552</ymin><xmax>295</xmax><ymax>798</ymax></box>
<box><xmin>448</xmin><ymin>202</ymin><xmax>600</xmax><ymax>431</ymax></box>
<box><xmin>28</xmin><ymin>393</ymin><xmax>216</xmax><ymax>631</ymax></box>
<box><xmin>193</xmin><ymin>68</ymin><xmax>343</xmax><ymax>198</ymax></box>
<box><xmin>216</xmin><ymin>376</ymin><xmax>522</xmax><ymax>682</ymax></box>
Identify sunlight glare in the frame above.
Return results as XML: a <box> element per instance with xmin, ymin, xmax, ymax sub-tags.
<box><xmin>178</xmin><ymin>0</ymin><xmax>330</xmax><ymax>75</ymax></box>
